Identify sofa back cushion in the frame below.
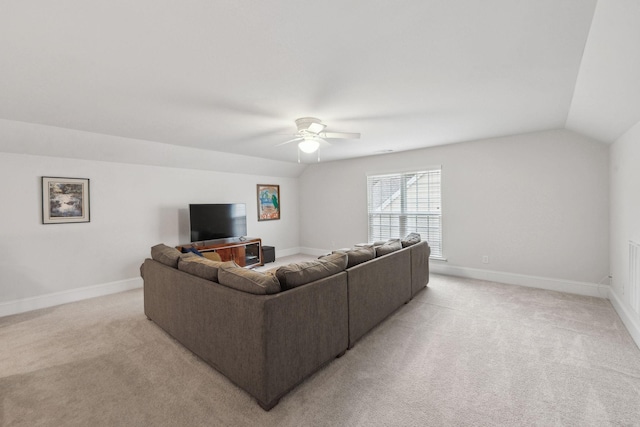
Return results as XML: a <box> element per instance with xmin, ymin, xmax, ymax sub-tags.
<box><xmin>401</xmin><ymin>232</ymin><xmax>422</xmax><ymax>248</ymax></box>
<box><xmin>276</xmin><ymin>252</ymin><xmax>348</xmax><ymax>291</ymax></box>
<box><xmin>375</xmin><ymin>239</ymin><xmax>403</xmax><ymax>257</ymax></box>
<box><xmin>151</xmin><ymin>243</ymin><xmax>182</xmax><ymax>268</ymax></box>
<box><xmin>178</xmin><ymin>254</ymin><xmax>223</xmax><ymax>282</ymax></box>
<box><xmin>335</xmin><ymin>246</ymin><xmax>375</xmax><ymax>268</ymax></box>
<box><xmin>218</xmin><ymin>262</ymin><xmax>281</xmax><ymax>294</ymax></box>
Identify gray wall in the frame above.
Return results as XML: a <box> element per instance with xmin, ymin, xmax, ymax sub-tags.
<box><xmin>0</xmin><ymin>125</ymin><xmax>612</xmax><ymax>315</ymax></box>
<box><xmin>299</xmin><ymin>129</ymin><xmax>609</xmax><ymax>285</ymax></box>
<box><xmin>0</xmin><ymin>131</ymin><xmax>301</xmax><ymax>308</ymax></box>
<box><xmin>609</xmin><ymin>120</ymin><xmax>640</xmax><ymax>343</ymax></box>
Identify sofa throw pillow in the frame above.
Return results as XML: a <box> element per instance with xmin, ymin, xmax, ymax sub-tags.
<box><xmin>178</xmin><ymin>255</ymin><xmax>223</xmax><ymax>282</ymax></box>
<box><xmin>375</xmin><ymin>239</ymin><xmax>402</xmax><ymax>257</ymax></box>
<box><xmin>151</xmin><ymin>243</ymin><xmax>181</xmax><ymax>268</ymax></box>
<box><xmin>401</xmin><ymin>232</ymin><xmax>422</xmax><ymax>248</ymax></box>
<box><xmin>181</xmin><ymin>246</ymin><xmax>204</xmax><ymax>257</ymax></box>
<box><xmin>276</xmin><ymin>252</ymin><xmax>347</xmax><ymax>291</ymax></box>
<box><xmin>218</xmin><ymin>263</ymin><xmax>281</xmax><ymax>295</ymax></box>
<box><xmin>202</xmin><ymin>252</ymin><xmax>222</xmax><ymax>262</ymax></box>
<box><xmin>334</xmin><ymin>246</ymin><xmax>375</xmax><ymax>268</ymax></box>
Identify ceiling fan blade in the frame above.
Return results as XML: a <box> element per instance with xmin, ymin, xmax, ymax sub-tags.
<box><xmin>320</xmin><ymin>132</ymin><xmax>361</xmax><ymax>139</ymax></box>
<box><xmin>275</xmin><ymin>137</ymin><xmax>303</xmax><ymax>147</ymax></box>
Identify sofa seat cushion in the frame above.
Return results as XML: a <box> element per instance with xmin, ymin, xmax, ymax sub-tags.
<box><xmin>276</xmin><ymin>252</ymin><xmax>348</xmax><ymax>291</ymax></box>
<box><xmin>375</xmin><ymin>239</ymin><xmax>402</xmax><ymax>257</ymax></box>
<box><xmin>218</xmin><ymin>262</ymin><xmax>281</xmax><ymax>294</ymax></box>
<box><xmin>151</xmin><ymin>243</ymin><xmax>182</xmax><ymax>268</ymax></box>
<box><xmin>178</xmin><ymin>254</ymin><xmax>223</xmax><ymax>282</ymax></box>
<box><xmin>401</xmin><ymin>232</ymin><xmax>422</xmax><ymax>248</ymax></box>
<box><xmin>334</xmin><ymin>246</ymin><xmax>375</xmax><ymax>268</ymax></box>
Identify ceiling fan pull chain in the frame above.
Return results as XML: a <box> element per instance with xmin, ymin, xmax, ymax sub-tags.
<box><xmin>298</xmin><ymin>147</ymin><xmax>301</xmax><ymax>163</ymax></box>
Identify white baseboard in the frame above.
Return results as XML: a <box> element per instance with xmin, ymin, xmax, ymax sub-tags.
<box><xmin>430</xmin><ymin>263</ymin><xmax>610</xmax><ymax>299</ymax></box>
<box><xmin>276</xmin><ymin>247</ymin><xmax>303</xmax><ymax>258</ymax></box>
<box><xmin>0</xmin><ymin>277</ymin><xmax>143</xmax><ymax>318</ymax></box>
<box><xmin>300</xmin><ymin>247</ymin><xmax>331</xmax><ymax>257</ymax></box>
<box><xmin>298</xmin><ymin>249</ymin><xmax>609</xmax><ymax>298</ymax></box>
<box><xmin>608</xmin><ymin>289</ymin><xmax>640</xmax><ymax>350</ymax></box>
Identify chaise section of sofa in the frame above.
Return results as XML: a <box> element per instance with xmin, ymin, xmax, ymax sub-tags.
<box><xmin>142</xmin><ymin>258</ymin><xmax>349</xmax><ymax>410</ymax></box>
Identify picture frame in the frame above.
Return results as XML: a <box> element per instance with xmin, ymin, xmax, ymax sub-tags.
<box><xmin>257</xmin><ymin>184</ymin><xmax>280</xmax><ymax>221</ymax></box>
<box><xmin>42</xmin><ymin>177</ymin><xmax>90</xmax><ymax>224</ymax></box>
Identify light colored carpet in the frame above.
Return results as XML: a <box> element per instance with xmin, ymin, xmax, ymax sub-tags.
<box><xmin>2</xmin><ymin>273</ymin><xmax>640</xmax><ymax>426</ymax></box>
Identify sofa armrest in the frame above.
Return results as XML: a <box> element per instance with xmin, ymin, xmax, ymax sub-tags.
<box><xmin>410</xmin><ymin>240</ymin><xmax>431</xmax><ymax>297</ymax></box>
<box><xmin>346</xmin><ymin>249</ymin><xmax>411</xmax><ymax>348</ymax></box>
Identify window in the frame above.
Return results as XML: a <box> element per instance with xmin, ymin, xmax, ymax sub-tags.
<box><xmin>367</xmin><ymin>168</ymin><xmax>442</xmax><ymax>258</ymax></box>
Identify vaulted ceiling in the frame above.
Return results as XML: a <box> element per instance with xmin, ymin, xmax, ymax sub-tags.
<box><xmin>1</xmin><ymin>0</ymin><xmax>639</xmax><ymax>164</ymax></box>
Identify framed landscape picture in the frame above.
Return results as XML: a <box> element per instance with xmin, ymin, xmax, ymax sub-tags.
<box><xmin>42</xmin><ymin>177</ymin><xmax>90</xmax><ymax>224</ymax></box>
<box><xmin>257</xmin><ymin>184</ymin><xmax>280</xmax><ymax>221</ymax></box>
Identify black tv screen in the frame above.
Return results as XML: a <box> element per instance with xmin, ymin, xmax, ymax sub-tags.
<box><xmin>189</xmin><ymin>203</ymin><xmax>247</xmax><ymax>242</ymax></box>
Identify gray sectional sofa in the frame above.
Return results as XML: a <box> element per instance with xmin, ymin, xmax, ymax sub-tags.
<box><xmin>142</xmin><ymin>238</ymin><xmax>430</xmax><ymax>410</ymax></box>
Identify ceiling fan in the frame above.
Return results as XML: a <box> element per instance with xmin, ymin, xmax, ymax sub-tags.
<box><xmin>277</xmin><ymin>117</ymin><xmax>360</xmax><ymax>160</ymax></box>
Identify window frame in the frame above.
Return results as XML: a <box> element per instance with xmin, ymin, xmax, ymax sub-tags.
<box><xmin>366</xmin><ymin>167</ymin><xmax>443</xmax><ymax>259</ymax></box>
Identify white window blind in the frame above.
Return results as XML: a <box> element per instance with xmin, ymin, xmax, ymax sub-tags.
<box><xmin>367</xmin><ymin>169</ymin><xmax>442</xmax><ymax>258</ymax></box>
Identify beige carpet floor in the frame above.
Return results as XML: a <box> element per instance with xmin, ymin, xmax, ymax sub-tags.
<box><xmin>2</xmin><ymin>272</ymin><xmax>640</xmax><ymax>426</ymax></box>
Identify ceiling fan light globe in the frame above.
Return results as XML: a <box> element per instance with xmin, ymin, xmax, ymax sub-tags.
<box><xmin>298</xmin><ymin>139</ymin><xmax>320</xmax><ymax>153</ymax></box>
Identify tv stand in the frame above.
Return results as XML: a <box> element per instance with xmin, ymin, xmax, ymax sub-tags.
<box><xmin>178</xmin><ymin>237</ymin><xmax>262</xmax><ymax>268</ymax></box>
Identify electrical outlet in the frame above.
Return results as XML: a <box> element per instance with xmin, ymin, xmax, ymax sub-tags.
<box><xmin>482</xmin><ymin>255</ymin><xmax>489</xmax><ymax>264</ymax></box>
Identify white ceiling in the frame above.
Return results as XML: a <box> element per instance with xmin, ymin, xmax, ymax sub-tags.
<box><xmin>566</xmin><ymin>0</ymin><xmax>640</xmax><ymax>143</ymax></box>
<box><xmin>1</xmin><ymin>0</ymin><xmax>636</xmax><ymax>164</ymax></box>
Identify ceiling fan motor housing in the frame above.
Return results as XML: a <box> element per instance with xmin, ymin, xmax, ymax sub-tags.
<box><xmin>295</xmin><ymin>117</ymin><xmax>324</xmax><ymax>133</ymax></box>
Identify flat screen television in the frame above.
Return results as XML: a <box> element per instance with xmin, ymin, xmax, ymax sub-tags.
<box><xmin>189</xmin><ymin>203</ymin><xmax>247</xmax><ymax>242</ymax></box>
